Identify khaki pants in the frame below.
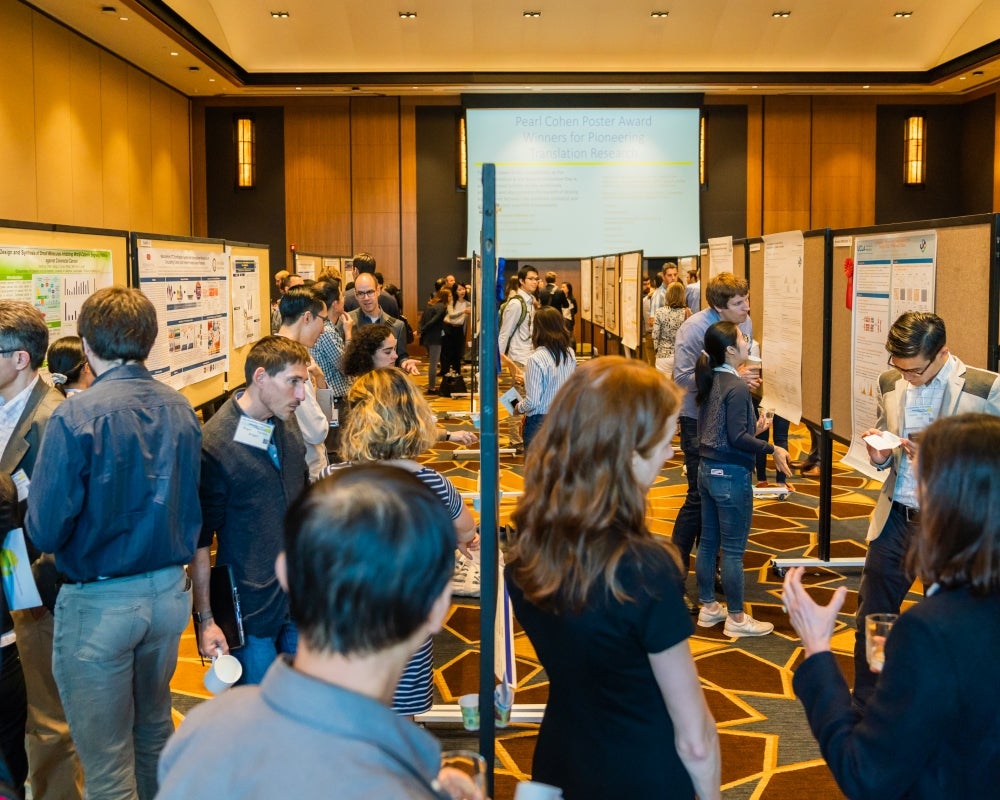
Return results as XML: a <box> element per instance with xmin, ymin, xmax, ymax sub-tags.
<box><xmin>11</xmin><ymin>607</ymin><xmax>83</xmax><ymax>800</ymax></box>
<box><xmin>643</xmin><ymin>333</ymin><xmax>657</xmax><ymax>366</ymax></box>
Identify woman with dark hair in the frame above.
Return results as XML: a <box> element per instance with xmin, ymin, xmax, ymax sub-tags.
<box><xmin>784</xmin><ymin>413</ymin><xmax>1000</xmax><ymax>799</ymax></box>
<box><xmin>652</xmin><ymin>281</ymin><xmax>690</xmax><ymax>377</ymax></box>
<box><xmin>46</xmin><ymin>336</ymin><xmax>92</xmax><ymax>396</ymax></box>
<box><xmin>418</xmin><ymin>288</ymin><xmax>450</xmax><ymax>394</ymax></box>
<box><xmin>559</xmin><ymin>281</ymin><xmax>577</xmax><ymax>333</ymax></box>
<box><xmin>506</xmin><ymin>357</ymin><xmax>720</xmax><ymax>800</ymax></box>
<box><xmin>514</xmin><ymin>306</ymin><xmax>576</xmax><ymax>451</ymax></box>
<box><xmin>441</xmin><ymin>282</ymin><xmax>471</xmax><ymax>377</ymax></box>
<box><xmin>341</xmin><ymin>323</ymin><xmax>396</xmax><ymax>378</ymax></box>
<box><xmin>319</xmin><ymin>368</ymin><xmax>478</xmax><ymax>718</ymax></box>
<box><xmin>694</xmin><ymin>321</ymin><xmax>790</xmax><ymax>637</ymax></box>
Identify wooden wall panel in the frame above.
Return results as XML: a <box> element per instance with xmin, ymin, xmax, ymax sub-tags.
<box><xmin>284</xmin><ymin>102</ymin><xmax>352</xmax><ymax>256</ymax></box>
<box><xmin>150</xmin><ymin>82</ymin><xmax>174</xmax><ymax>234</ymax></box>
<box><xmin>126</xmin><ymin>68</ymin><xmax>153</xmax><ymax>230</ymax></box>
<box><xmin>351</xmin><ymin>97</ymin><xmax>401</xmax><ymax>286</ymax></box>
<box><xmin>33</xmin><ymin>15</ymin><xmax>74</xmax><ymax>224</ymax></box>
<box><xmin>811</xmin><ymin>97</ymin><xmax>876</xmax><ymax>229</ymax></box>
<box><xmin>762</xmin><ymin>96</ymin><xmax>811</xmax><ymax>234</ymax></box>
<box><xmin>0</xmin><ymin>0</ymin><xmax>37</xmax><ymax>220</ymax></box>
<box><xmin>400</xmin><ymin>99</ymin><xmax>419</xmax><ymax>325</ymax></box>
<box><xmin>100</xmin><ymin>54</ymin><xmax>130</xmax><ymax>231</ymax></box>
<box><xmin>69</xmin><ymin>38</ymin><xmax>104</xmax><ymax>228</ymax></box>
<box><xmin>170</xmin><ymin>92</ymin><xmax>192</xmax><ymax>235</ymax></box>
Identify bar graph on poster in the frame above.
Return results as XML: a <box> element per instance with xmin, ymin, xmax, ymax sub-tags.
<box><xmin>0</xmin><ymin>246</ymin><xmax>114</xmax><ymax>339</ymax></box>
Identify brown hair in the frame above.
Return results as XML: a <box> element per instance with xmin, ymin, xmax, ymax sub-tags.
<box><xmin>705</xmin><ymin>272</ymin><xmax>749</xmax><ymax>311</ymax></box>
<box><xmin>530</xmin><ymin>306</ymin><xmax>572</xmax><ymax>365</ymax></box>
<box><xmin>907</xmin><ymin>413</ymin><xmax>1000</xmax><ymax>596</ymax></box>
<box><xmin>666</xmin><ymin>281</ymin><xmax>687</xmax><ymax>309</ymax></box>
<box><xmin>342</xmin><ymin>367</ymin><xmax>438</xmax><ymax>461</ymax></box>
<box><xmin>508</xmin><ymin>357</ymin><xmax>682</xmax><ymax>612</ymax></box>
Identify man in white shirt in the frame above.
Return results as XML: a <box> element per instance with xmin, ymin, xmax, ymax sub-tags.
<box><xmin>498</xmin><ymin>265</ymin><xmax>539</xmax><ymax>450</ymax></box>
<box><xmin>855</xmin><ymin>311</ymin><xmax>1000</xmax><ymax>707</ymax></box>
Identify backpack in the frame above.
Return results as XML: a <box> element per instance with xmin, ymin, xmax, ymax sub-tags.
<box><xmin>498</xmin><ymin>295</ymin><xmax>528</xmax><ymax>354</ymax></box>
<box><xmin>397</xmin><ymin>314</ymin><xmax>415</xmax><ymax>344</ymax></box>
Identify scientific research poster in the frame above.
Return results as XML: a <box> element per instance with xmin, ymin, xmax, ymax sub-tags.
<box><xmin>708</xmin><ymin>236</ymin><xmax>734</xmax><ymax>280</ymax></box>
<box><xmin>843</xmin><ymin>231</ymin><xmax>937</xmax><ymax>476</ymax></box>
<box><xmin>619</xmin><ymin>251</ymin><xmax>641</xmax><ymax>350</ymax></box>
<box><xmin>136</xmin><ymin>242</ymin><xmax>229</xmax><ymax>389</ymax></box>
<box><xmin>580</xmin><ymin>258</ymin><xmax>592</xmax><ymax>321</ymax></box>
<box><xmin>760</xmin><ymin>231</ymin><xmax>804</xmax><ymax>423</ymax></box>
<box><xmin>0</xmin><ymin>245</ymin><xmax>113</xmax><ymax>340</ymax></box>
<box><xmin>231</xmin><ymin>254</ymin><xmax>261</xmax><ymax>348</ymax></box>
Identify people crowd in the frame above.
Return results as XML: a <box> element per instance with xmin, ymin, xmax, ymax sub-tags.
<box><xmin>1</xmin><ymin>264</ymin><xmax>998</xmax><ymax>800</ymax></box>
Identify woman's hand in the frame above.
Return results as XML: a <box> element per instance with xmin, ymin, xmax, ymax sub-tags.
<box><xmin>772</xmin><ymin>446</ymin><xmax>792</xmax><ymax>480</ymax></box>
<box><xmin>782</xmin><ymin>567</ymin><xmax>847</xmax><ymax>658</ymax></box>
<box><xmin>457</xmin><ymin>532</ymin><xmax>480</xmax><ymax>559</ymax></box>
<box><xmin>755</xmin><ymin>413</ymin><xmax>772</xmax><ymax>434</ymax></box>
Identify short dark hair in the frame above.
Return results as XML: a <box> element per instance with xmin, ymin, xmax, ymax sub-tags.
<box><xmin>518</xmin><ymin>264</ymin><xmax>538</xmax><ymax>283</ymax></box>
<box><xmin>312</xmin><ymin>279</ymin><xmax>341</xmax><ymax>310</ymax></box>
<box><xmin>353</xmin><ymin>253</ymin><xmax>376</xmax><ymax>274</ymax></box>
<box><xmin>886</xmin><ymin>311</ymin><xmax>946</xmax><ymax>360</ymax></box>
<box><xmin>284</xmin><ymin>464</ymin><xmax>455</xmax><ymax>655</ymax></box>
<box><xmin>705</xmin><ymin>273</ymin><xmax>749</xmax><ymax>311</ymax></box>
<box><xmin>243</xmin><ymin>335</ymin><xmax>310</xmax><ymax>385</ymax></box>
<box><xmin>373</xmin><ymin>272</ymin><xmax>384</xmax><ymax>287</ymax></box>
<box><xmin>0</xmin><ymin>301</ymin><xmax>49</xmax><ymax>370</ymax></box>
<box><xmin>79</xmin><ymin>287</ymin><xmax>157</xmax><ymax>362</ymax></box>
<box><xmin>46</xmin><ymin>336</ymin><xmax>87</xmax><ymax>395</ymax></box>
<box><xmin>342</xmin><ymin>323</ymin><xmax>393</xmax><ymax>377</ymax></box>
<box><xmin>907</xmin><ymin>413</ymin><xmax>1000</xmax><ymax>596</ymax></box>
<box><xmin>278</xmin><ymin>287</ymin><xmax>324</xmax><ymax>325</ymax></box>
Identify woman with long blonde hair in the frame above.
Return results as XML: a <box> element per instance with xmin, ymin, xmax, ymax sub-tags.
<box><xmin>506</xmin><ymin>357</ymin><xmax>720</xmax><ymax>800</ymax></box>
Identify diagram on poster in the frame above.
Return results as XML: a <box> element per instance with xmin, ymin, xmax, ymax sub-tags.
<box><xmin>231</xmin><ymin>255</ymin><xmax>261</xmax><ymax>348</ymax></box>
<box><xmin>0</xmin><ymin>246</ymin><xmax>114</xmax><ymax>340</ymax></box>
<box><xmin>137</xmin><ymin>243</ymin><xmax>229</xmax><ymax>390</ymax></box>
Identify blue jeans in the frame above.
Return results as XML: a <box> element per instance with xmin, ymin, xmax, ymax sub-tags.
<box><xmin>697</xmin><ymin>460</ymin><xmax>753</xmax><ymax>614</ymax></box>
<box><xmin>53</xmin><ymin>566</ymin><xmax>190</xmax><ymax>800</ymax></box>
<box><xmin>522</xmin><ymin>414</ymin><xmax>545</xmax><ymax>452</ymax></box>
<box><xmin>671</xmin><ymin>416</ymin><xmax>702</xmax><ymax>571</ymax></box>
<box><xmin>234</xmin><ymin>619</ymin><xmax>298</xmax><ymax>686</ymax></box>
<box><xmin>852</xmin><ymin>503</ymin><xmax>920</xmax><ymax>707</ymax></box>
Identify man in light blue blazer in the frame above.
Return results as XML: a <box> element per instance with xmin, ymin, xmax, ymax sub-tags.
<box><xmin>855</xmin><ymin>311</ymin><xmax>1000</xmax><ymax>706</ymax></box>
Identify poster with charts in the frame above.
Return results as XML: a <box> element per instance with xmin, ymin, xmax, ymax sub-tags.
<box><xmin>0</xmin><ymin>245</ymin><xmax>113</xmax><ymax>341</ymax></box>
<box><xmin>843</xmin><ymin>230</ymin><xmax>937</xmax><ymax>476</ymax></box>
<box><xmin>136</xmin><ymin>243</ymin><xmax>229</xmax><ymax>390</ymax></box>
<box><xmin>230</xmin><ymin>254</ymin><xmax>261</xmax><ymax>348</ymax></box>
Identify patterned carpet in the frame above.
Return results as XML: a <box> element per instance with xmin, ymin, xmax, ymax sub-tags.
<box><xmin>169</xmin><ymin>360</ymin><xmax>922</xmax><ymax>800</ymax></box>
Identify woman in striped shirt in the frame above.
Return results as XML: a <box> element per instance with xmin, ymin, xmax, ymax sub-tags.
<box><xmin>515</xmin><ymin>306</ymin><xmax>577</xmax><ymax>452</ymax></box>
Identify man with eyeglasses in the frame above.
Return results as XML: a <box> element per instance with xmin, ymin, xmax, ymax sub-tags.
<box><xmin>853</xmin><ymin>310</ymin><xmax>1000</xmax><ymax>707</ymax></box>
<box><xmin>344</xmin><ymin>272</ymin><xmax>419</xmax><ymax>376</ymax></box>
<box><xmin>341</xmin><ymin>253</ymin><xmax>399</xmax><ymax>318</ymax></box>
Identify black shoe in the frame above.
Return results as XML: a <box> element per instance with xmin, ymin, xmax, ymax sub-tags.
<box><xmin>684</xmin><ymin>593</ymin><xmax>698</xmax><ymax>615</ymax></box>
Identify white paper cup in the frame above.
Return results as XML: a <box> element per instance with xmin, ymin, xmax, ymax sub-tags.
<box><xmin>514</xmin><ymin>780</ymin><xmax>564</xmax><ymax>800</ymax></box>
<box><xmin>494</xmin><ymin>683</ymin><xmax>513</xmax><ymax>728</ymax></box>
<box><xmin>203</xmin><ymin>652</ymin><xmax>243</xmax><ymax>694</ymax></box>
<box><xmin>470</xmin><ymin>412</ymin><xmax>481</xmax><ymax>430</ymax></box>
<box><xmin>458</xmin><ymin>693</ymin><xmax>480</xmax><ymax>731</ymax></box>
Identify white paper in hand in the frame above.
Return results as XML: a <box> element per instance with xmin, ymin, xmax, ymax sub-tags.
<box><xmin>863</xmin><ymin>431</ymin><xmax>902</xmax><ymax>451</ymax></box>
<box><xmin>500</xmin><ymin>386</ymin><xmax>523</xmax><ymax>415</ymax></box>
<box><xmin>1</xmin><ymin>528</ymin><xmax>43</xmax><ymax>610</ymax></box>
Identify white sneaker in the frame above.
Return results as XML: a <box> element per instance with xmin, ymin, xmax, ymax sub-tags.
<box><xmin>452</xmin><ymin>553</ymin><xmax>481</xmax><ymax>598</ymax></box>
<box><xmin>724</xmin><ymin>614</ymin><xmax>774</xmax><ymax>637</ymax></box>
<box><xmin>697</xmin><ymin>604</ymin><xmax>727</xmax><ymax>627</ymax></box>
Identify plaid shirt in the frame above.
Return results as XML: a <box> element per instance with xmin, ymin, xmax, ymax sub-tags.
<box><xmin>310</xmin><ymin>321</ymin><xmax>351</xmax><ymax>398</ymax></box>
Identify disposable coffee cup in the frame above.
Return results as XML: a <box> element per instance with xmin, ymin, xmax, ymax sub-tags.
<box><xmin>458</xmin><ymin>693</ymin><xmax>480</xmax><ymax>731</ymax></box>
<box><xmin>494</xmin><ymin>683</ymin><xmax>513</xmax><ymax>728</ymax></box>
<box><xmin>203</xmin><ymin>648</ymin><xmax>242</xmax><ymax>694</ymax></box>
<box><xmin>746</xmin><ymin>355</ymin><xmax>762</xmax><ymax>378</ymax></box>
<box><xmin>514</xmin><ymin>780</ymin><xmax>564</xmax><ymax>800</ymax></box>
<box><xmin>470</xmin><ymin>412</ymin><xmax>481</xmax><ymax>430</ymax></box>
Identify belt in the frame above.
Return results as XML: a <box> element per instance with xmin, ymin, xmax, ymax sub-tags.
<box><xmin>891</xmin><ymin>500</ymin><xmax>920</xmax><ymax>523</ymax></box>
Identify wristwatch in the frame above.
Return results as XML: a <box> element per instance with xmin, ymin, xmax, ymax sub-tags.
<box><xmin>192</xmin><ymin>610</ymin><xmax>214</xmax><ymax>625</ymax></box>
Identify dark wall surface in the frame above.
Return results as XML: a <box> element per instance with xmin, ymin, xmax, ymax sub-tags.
<box><xmin>701</xmin><ymin>105</ymin><xmax>749</xmax><ymax>240</ymax></box>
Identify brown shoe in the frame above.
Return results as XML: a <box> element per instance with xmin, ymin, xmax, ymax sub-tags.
<box><xmin>801</xmin><ymin>465</ymin><xmax>821</xmax><ymax>477</ymax></box>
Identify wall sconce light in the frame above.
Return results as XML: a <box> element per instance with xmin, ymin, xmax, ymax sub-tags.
<box><xmin>699</xmin><ymin>114</ymin><xmax>707</xmax><ymax>187</ymax></box>
<box><xmin>457</xmin><ymin>114</ymin><xmax>468</xmax><ymax>190</ymax></box>
<box><xmin>904</xmin><ymin>114</ymin><xmax>925</xmax><ymax>185</ymax></box>
<box><xmin>236</xmin><ymin>116</ymin><xmax>255</xmax><ymax>189</ymax></box>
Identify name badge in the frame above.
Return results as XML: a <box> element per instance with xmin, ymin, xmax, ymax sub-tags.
<box><xmin>11</xmin><ymin>469</ymin><xmax>30</xmax><ymax>501</ymax></box>
<box><xmin>233</xmin><ymin>416</ymin><xmax>274</xmax><ymax>450</ymax></box>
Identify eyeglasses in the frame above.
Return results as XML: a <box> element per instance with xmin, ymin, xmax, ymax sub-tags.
<box><xmin>356</xmin><ymin>289</ymin><xmax>377</xmax><ymax>298</ymax></box>
<box><xmin>887</xmin><ymin>349</ymin><xmax>941</xmax><ymax>377</ymax></box>
<box><xmin>317</xmin><ymin>314</ymin><xmax>329</xmax><ymax>322</ymax></box>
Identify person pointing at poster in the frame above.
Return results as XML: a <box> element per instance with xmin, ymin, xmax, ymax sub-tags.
<box><xmin>853</xmin><ymin>311</ymin><xmax>1000</xmax><ymax>707</ymax></box>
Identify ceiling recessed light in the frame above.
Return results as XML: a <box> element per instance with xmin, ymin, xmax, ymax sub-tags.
<box><xmin>650</xmin><ymin>11</ymin><xmax>669</xmax><ymax>18</ymax></box>
<box><xmin>270</xmin><ymin>11</ymin><xmax>289</xmax><ymax>19</ymax></box>
<box><xmin>118</xmin><ymin>16</ymin><xmax>128</xmax><ymax>21</ymax></box>
<box><xmin>523</xmin><ymin>10</ymin><xmax>541</xmax><ymax>18</ymax></box>
<box><xmin>772</xmin><ymin>10</ymin><xmax>790</xmax><ymax>18</ymax></box>
<box><xmin>973</xmin><ymin>70</ymin><xmax>985</xmax><ymax>76</ymax></box>
<box><xmin>169</xmin><ymin>51</ymin><xmax>179</xmax><ymax>56</ymax></box>
<box><xmin>100</xmin><ymin>5</ymin><xmax>116</xmax><ymax>14</ymax></box>
<box><xmin>295</xmin><ymin>87</ymin><xmax>302</xmax><ymax>91</ymax></box>
<box><xmin>187</xmin><ymin>66</ymin><xmax>200</xmax><ymax>72</ymax></box>
<box><xmin>960</xmin><ymin>76</ymin><xmax>968</xmax><ymax>81</ymax></box>
<box><xmin>862</xmin><ymin>85</ymin><xmax>871</xmax><ymax>89</ymax></box>
<box><xmin>208</xmin><ymin>78</ymin><xmax>215</xmax><ymax>82</ymax></box>
<box><xmin>399</xmin><ymin>11</ymin><xmax>417</xmax><ymax>19</ymax></box>
<box><xmin>893</xmin><ymin>11</ymin><xmax>912</xmax><ymax>18</ymax></box>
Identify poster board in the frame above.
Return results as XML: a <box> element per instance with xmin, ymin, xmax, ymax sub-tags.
<box><xmin>579</xmin><ymin>258</ymin><xmax>592</xmax><ymax>321</ymax></box>
<box><xmin>591</xmin><ymin>258</ymin><xmax>604</xmax><ymax>326</ymax></box>
<box><xmin>131</xmin><ymin>233</ymin><xmax>228</xmax><ymax>409</ymax></box>
<box><xmin>226</xmin><ymin>242</ymin><xmax>270</xmax><ymax>390</ymax></box>
<box><xmin>293</xmin><ymin>253</ymin><xmax>318</xmax><ymax>281</ymax></box>
<box><xmin>603</xmin><ymin>255</ymin><xmax>620</xmax><ymax>337</ymax></box>
<box><xmin>619</xmin><ymin>251</ymin><xmax>642</xmax><ymax>350</ymax></box>
<box><xmin>0</xmin><ymin>221</ymin><xmax>126</xmax><ymax>344</ymax></box>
